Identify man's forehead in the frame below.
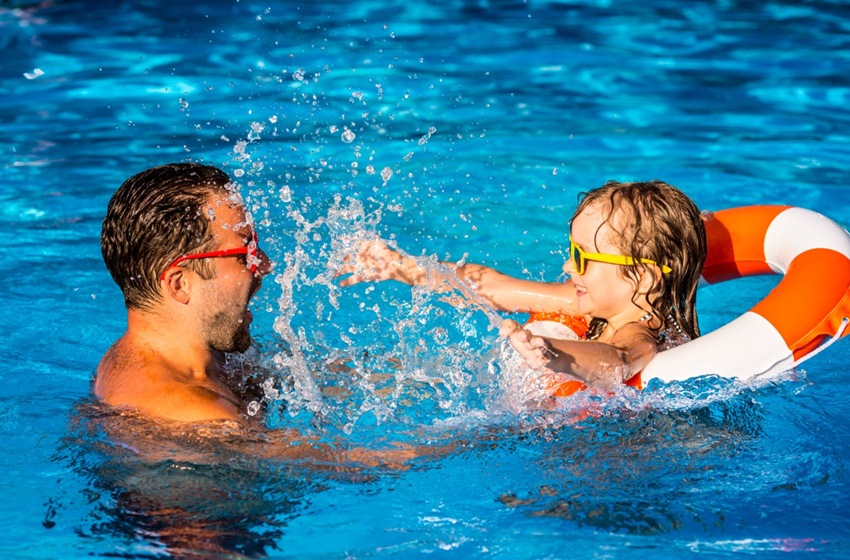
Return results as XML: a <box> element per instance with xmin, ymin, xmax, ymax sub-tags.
<box><xmin>207</xmin><ymin>187</ymin><xmax>244</xmax><ymax>207</ymax></box>
<box><xmin>204</xmin><ymin>192</ymin><xmax>251</xmax><ymax>233</ymax></box>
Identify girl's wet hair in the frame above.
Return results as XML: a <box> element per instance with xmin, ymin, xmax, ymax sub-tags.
<box><xmin>573</xmin><ymin>180</ymin><xmax>707</xmax><ymax>341</ymax></box>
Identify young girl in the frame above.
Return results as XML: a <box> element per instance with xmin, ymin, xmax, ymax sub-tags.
<box><xmin>337</xmin><ymin>180</ymin><xmax>707</xmax><ymax>392</ymax></box>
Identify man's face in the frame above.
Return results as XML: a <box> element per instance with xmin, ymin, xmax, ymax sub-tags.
<box><xmin>196</xmin><ymin>194</ymin><xmax>270</xmax><ymax>353</ymax></box>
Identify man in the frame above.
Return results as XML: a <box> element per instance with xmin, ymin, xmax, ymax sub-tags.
<box><xmin>96</xmin><ymin>162</ymin><xmax>422</xmax><ymax>457</ymax></box>
<box><xmin>96</xmin><ymin>162</ymin><xmax>272</xmax><ymax>423</ymax></box>
<box><xmin>92</xmin><ymin>163</ymin><xmax>428</xmax><ymax>557</ymax></box>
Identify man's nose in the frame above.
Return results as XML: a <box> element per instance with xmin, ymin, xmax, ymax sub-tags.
<box><xmin>255</xmin><ymin>246</ymin><xmax>274</xmax><ymax>277</ymax></box>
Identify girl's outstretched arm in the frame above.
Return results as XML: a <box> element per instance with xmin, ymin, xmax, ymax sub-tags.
<box><xmin>337</xmin><ymin>239</ymin><xmax>581</xmax><ymax>315</ymax></box>
<box><xmin>500</xmin><ymin>319</ymin><xmax>658</xmax><ymax>390</ymax></box>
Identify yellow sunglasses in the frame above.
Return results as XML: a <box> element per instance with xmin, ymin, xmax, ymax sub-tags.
<box><xmin>569</xmin><ymin>236</ymin><xmax>672</xmax><ymax>275</ymax></box>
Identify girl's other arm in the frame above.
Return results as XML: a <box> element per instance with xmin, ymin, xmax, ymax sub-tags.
<box><xmin>500</xmin><ymin>320</ymin><xmax>658</xmax><ymax>389</ymax></box>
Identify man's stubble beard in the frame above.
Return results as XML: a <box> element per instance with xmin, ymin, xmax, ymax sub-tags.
<box><xmin>205</xmin><ymin>305</ymin><xmax>252</xmax><ymax>354</ymax></box>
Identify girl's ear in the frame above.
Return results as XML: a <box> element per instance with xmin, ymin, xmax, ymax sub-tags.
<box><xmin>161</xmin><ymin>269</ymin><xmax>192</xmax><ymax>305</ymax></box>
<box><xmin>637</xmin><ymin>265</ymin><xmax>663</xmax><ymax>296</ymax></box>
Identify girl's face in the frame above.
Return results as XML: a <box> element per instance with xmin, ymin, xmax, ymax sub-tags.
<box><xmin>563</xmin><ymin>201</ymin><xmax>650</xmax><ymax>329</ymax></box>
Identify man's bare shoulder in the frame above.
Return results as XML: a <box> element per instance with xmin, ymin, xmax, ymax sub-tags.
<box><xmin>95</xmin><ymin>338</ymin><xmax>244</xmax><ymax>424</ymax></box>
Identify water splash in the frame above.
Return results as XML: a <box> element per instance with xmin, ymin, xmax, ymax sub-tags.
<box><xmin>254</xmin><ymin>194</ymin><xmax>516</xmax><ymax>435</ymax></box>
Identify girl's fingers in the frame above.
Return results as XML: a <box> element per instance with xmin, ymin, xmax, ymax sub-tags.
<box><xmin>499</xmin><ymin>319</ymin><xmax>522</xmax><ymax>337</ymax></box>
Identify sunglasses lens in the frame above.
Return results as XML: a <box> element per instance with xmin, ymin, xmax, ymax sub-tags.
<box><xmin>570</xmin><ymin>239</ymin><xmax>584</xmax><ymax>275</ymax></box>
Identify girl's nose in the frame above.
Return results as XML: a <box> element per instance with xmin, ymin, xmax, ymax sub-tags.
<box><xmin>563</xmin><ymin>258</ymin><xmax>576</xmax><ymax>275</ymax></box>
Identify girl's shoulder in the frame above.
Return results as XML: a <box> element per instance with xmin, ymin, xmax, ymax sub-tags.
<box><xmin>606</xmin><ymin>320</ymin><xmax>661</xmax><ymax>350</ymax></box>
<box><xmin>606</xmin><ymin>321</ymin><xmax>662</xmax><ymax>375</ymax></box>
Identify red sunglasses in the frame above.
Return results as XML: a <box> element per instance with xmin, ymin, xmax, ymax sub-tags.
<box><xmin>159</xmin><ymin>231</ymin><xmax>260</xmax><ymax>280</ymax></box>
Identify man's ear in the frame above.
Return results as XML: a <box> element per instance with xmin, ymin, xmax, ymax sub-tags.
<box><xmin>161</xmin><ymin>269</ymin><xmax>192</xmax><ymax>305</ymax></box>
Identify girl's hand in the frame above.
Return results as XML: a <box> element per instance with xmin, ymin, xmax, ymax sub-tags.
<box><xmin>499</xmin><ymin>319</ymin><xmax>554</xmax><ymax>371</ymax></box>
<box><xmin>336</xmin><ymin>239</ymin><xmax>422</xmax><ymax>287</ymax></box>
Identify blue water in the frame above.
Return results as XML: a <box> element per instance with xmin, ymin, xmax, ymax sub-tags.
<box><xmin>2</xmin><ymin>0</ymin><xmax>850</xmax><ymax>557</ymax></box>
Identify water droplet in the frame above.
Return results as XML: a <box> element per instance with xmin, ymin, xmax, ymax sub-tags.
<box><xmin>418</xmin><ymin>126</ymin><xmax>436</xmax><ymax>146</ymax></box>
<box><xmin>280</xmin><ymin>185</ymin><xmax>292</xmax><ymax>202</ymax></box>
<box><xmin>262</xmin><ymin>378</ymin><xmax>280</xmax><ymax>400</ymax></box>
<box><xmin>380</xmin><ymin>166</ymin><xmax>393</xmax><ymax>183</ymax></box>
<box><xmin>247</xmin><ymin>401</ymin><xmax>260</xmax><ymax>416</ymax></box>
<box><xmin>341</xmin><ymin>129</ymin><xmax>356</xmax><ymax>143</ymax></box>
<box><xmin>24</xmin><ymin>68</ymin><xmax>44</xmax><ymax>80</ymax></box>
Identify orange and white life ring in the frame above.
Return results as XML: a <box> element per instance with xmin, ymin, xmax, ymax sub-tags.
<box><xmin>527</xmin><ymin>205</ymin><xmax>850</xmax><ymax>391</ymax></box>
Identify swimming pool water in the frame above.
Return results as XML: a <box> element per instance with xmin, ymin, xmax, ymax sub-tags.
<box><xmin>2</xmin><ymin>0</ymin><xmax>850</xmax><ymax>558</ymax></box>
